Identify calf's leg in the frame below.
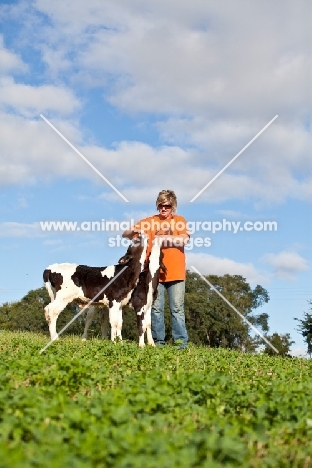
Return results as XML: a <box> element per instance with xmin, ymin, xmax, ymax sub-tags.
<box><xmin>144</xmin><ymin>307</ymin><xmax>155</xmax><ymax>346</ymax></box>
<box><xmin>82</xmin><ymin>306</ymin><xmax>97</xmax><ymax>340</ymax></box>
<box><xmin>136</xmin><ymin>309</ymin><xmax>145</xmax><ymax>348</ymax></box>
<box><xmin>44</xmin><ymin>298</ymin><xmax>70</xmax><ymax>341</ymax></box>
<box><xmin>99</xmin><ymin>308</ymin><xmax>109</xmax><ymax>339</ymax></box>
<box><xmin>109</xmin><ymin>302</ymin><xmax>122</xmax><ymax>342</ymax></box>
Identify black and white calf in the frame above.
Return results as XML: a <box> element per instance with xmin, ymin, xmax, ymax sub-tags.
<box><xmin>43</xmin><ymin>234</ymin><xmax>148</xmax><ymax>341</ymax></box>
<box><xmin>81</xmin><ymin>238</ymin><xmax>166</xmax><ymax>347</ymax></box>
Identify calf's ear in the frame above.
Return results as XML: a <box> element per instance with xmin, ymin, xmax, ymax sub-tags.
<box><xmin>118</xmin><ymin>254</ymin><xmax>132</xmax><ymax>264</ymax></box>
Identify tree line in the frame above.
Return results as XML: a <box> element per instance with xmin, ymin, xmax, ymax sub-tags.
<box><xmin>0</xmin><ymin>271</ymin><xmax>307</xmax><ymax>357</ymax></box>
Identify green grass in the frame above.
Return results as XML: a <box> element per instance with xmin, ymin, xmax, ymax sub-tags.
<box><xmin>0</xmin><ymin>331</ymin><xmax>311</xmax><ymax>467</ymax></box>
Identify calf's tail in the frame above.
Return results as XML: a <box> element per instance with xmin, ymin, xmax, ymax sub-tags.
<box><xmin>43</xmin><ymin>269</ymin><xmax>55</xmax><ymax>302</ymax></box>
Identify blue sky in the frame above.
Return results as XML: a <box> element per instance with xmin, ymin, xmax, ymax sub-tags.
<box><xmin>0</xmin><ymin>0</ymin><xmax>311</xmax><ymax>355</ymax></box>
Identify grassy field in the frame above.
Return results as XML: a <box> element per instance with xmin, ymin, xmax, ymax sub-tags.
<box><xmin>0</xmin><ymin>331</ymin><xmax>311</xmax><ymax>467</ymax></box>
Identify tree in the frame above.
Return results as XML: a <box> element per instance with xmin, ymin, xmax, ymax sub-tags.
<box><xmin>263</xmin><ymin>332</ymin><xmax>294</xmax><ymax>357</ymax></box>
<box><xmin>295</xmin><ymin>301</ymin><xmax>312</xmax><ymax>357</ymax></box>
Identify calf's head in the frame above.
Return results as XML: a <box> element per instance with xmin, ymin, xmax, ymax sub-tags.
<box><xmin>118</xmin><ymin>233</ymin><xmax>148</xmax><ymax>266</ymax></box>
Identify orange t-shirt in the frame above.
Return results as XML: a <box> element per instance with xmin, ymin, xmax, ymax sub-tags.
<box><xmin>133</xmin><ymin>214</ymin><xmax>190</xmax><ymax>282</ymax></box>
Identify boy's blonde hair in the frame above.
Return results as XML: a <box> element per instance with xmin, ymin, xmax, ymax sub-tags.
<box><xmin>156</xmin><ymin>190</ymin><xmax>177</xmax><ymax>213</ymax></box>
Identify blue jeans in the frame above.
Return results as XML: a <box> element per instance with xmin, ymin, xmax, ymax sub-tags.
<box><xmin>151</xmin><ymin>280</ymin><xmax>188</xmax><ymax>348</ymax></box>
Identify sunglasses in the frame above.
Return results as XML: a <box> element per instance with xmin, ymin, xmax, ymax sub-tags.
<box><xmin>158</xmin><ymin>204</ymin><xmax>172</xmax><ymax>210</ymax></box>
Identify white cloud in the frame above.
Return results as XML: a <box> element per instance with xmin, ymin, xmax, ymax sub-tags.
<box><xmin>0</xmin><ymin>222</ymin><xmax>43</xmax><ymax>238</ymax></box>
<box><xmin>0</xmin><ymin>113</ymin><xmax>87</xmax><ymax>186</ymax></box>
<box><xmin>0</xmin><ymin>1</ymin><xmax>311</xmax><ymax>206</ymax></box>
<box><xmin>0</xmin><ymin>115</ymin><xmax>200</xmax><ymax>197</ymax></box>
<box><xmin>186</xmin><ymin>252</ymin><xmax>267</xmax><ymax>285</ymax></box>
<box><xmin>1</xmin><ymin>111</ymin><xmax>311</xmax><ymax>206</ymax></box>
<box><xmin>0</xmin><ymin>35</ymin><xmax>27</xmax><ymax>74</ymax></box>
<box><xmin>43</xmin><ymin>239</ymin><xmax>63</xmax><ymax>245</ymax></box>
<box><xmin>0</xmin><ymin>77</ymin><xmax>80</xmax><ymax>117</ymax></box>
<box><xmin>262</xmin><ymin>249</ymin><xmax>309</xmax><ymax>281</ymax></box>
<box><xmin>6</xmin><ymin>1</ymin><xmax>311</xmax><ymax>118</ymax></box>
<box><xmin>290</xmin><ymin>347</ymin><xmax>309</xmax><ymax>358</ymax></box>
